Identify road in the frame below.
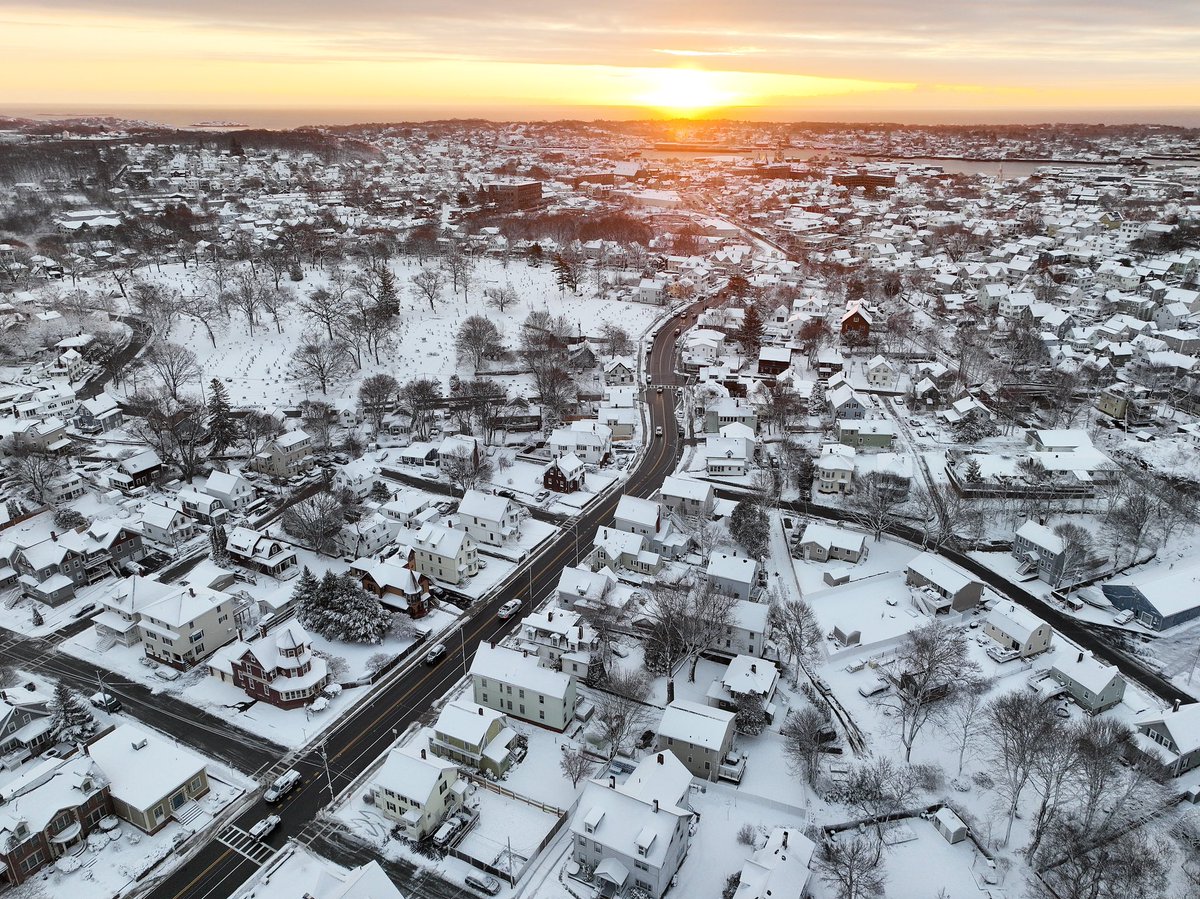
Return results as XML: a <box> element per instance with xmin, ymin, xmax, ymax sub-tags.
<box><xmin>141</xmin><ymin>305</ymin><xmax>698</xmax><ymax>899</ymax></box>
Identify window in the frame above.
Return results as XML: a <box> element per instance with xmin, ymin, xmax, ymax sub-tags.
<box><xmin>439</xmin><ymin>780</ymin><xmax>448</xmax><ymax>794</ymax></box>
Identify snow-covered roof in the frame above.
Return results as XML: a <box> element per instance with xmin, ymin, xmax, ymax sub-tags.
<box><xmin>706</xmin><ymin>552</ymin><xmax>758</xmax><ymax>585</ymax></box>
<box><xmin>433</xmin><ymin>700</ymin><xmax>506</xmax><ymax>747</ymax></box>
<box><xmin>657</xmin><ymin>700</ymin><xmax>733</xmax><ymax>751</ymax></box>
<box><xmin>1136</xmin><ymin>703</ymin><xmax>1200</xmax><ymax>755</ymax></box>
<box><xmin>375</xmin><ymin>746</ymin><xmax>457</xmax><ymax>805</ymax></box>
<box><xmin>722</xmin><ymin>655</ymin><xmax>777</xmax><ymax>697</ymax></box>
<box><xmin>905</xmin><ymin>552</ymin><xmax>976</xmax><ymax>595</ymax></box>
<box><xmin>87</xmin><ymin>725</ymin><xmax>206</xmax><ymax>811</ymax></box>
<box><xmin>1052</xmin><ymin>651</ymin><xmax>1122</xmax><ymax>696</ymax></box>
<box><xmin>661</xmin><ymin>475</ymin><xmax>713</xmax><ymax>502</ymax></box>
<box><xmin>799</xmin><ymin>522</ymin><xmax>864</xmax><ymax>553</ymax></box>
<box><xmin>457</xmin><ymin>488</ymin><xmax>512</xmax><ymax>523</ymax></box>
<box><xmin>985</xmin><ymin>603</ymin><xmax>1046</xmax><ymax>644</ymax></box>
<box><xmin>1109</xmin><ymin>563</ymin><xmax>1200</xmax><ymax>618</ymax></box>
<box><xmin>470</xmin><ymin>643</ymin><xmax>573</xmax><ymax>699</ymax></box>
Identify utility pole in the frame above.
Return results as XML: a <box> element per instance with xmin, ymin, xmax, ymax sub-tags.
<box><xmin>320</xmin><ymin>744</ymin><xmax>334</xmax><ymax>797</ymax></box>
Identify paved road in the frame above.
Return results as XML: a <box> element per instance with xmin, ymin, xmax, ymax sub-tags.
<box><xmin>143</xmin><ymin>305</ymin><xmax>698</xmax><ymax>899</ymax></box>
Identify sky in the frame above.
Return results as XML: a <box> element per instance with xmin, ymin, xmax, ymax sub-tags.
<box><xmin>2</xmin><ymin>1</ymin><xmax>1199</xmax><ymax>122</ymax></box>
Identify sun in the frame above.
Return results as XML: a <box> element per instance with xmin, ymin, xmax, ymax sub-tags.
<box><xmin>635</xmin><ymin>67</ymin><xmax>739</xmax><ymax>117</ymax></box>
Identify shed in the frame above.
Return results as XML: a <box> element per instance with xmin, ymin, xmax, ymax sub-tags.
<box><xmin>932</xmin><ymin>806</ymin><xmax>967</xmax><ymax>844</ymax></box>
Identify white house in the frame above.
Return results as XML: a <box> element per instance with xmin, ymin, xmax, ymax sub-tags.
<box><xmin>796</xmin><ymin>522</ymin><xmax>867</xmax><ymax>563</ymax></box>
<box><xmin>516</xmin><ymin>605</ymin><xmax>603</xmax><ymax>680</ymax></box>
<box><xmin>659</xmin><ymin>476</ymin><xmax>715</xmax><ymax>518</ymax></box>
<box><xmin>456</xmin><ymin>489</ymin><xmax>521</xmax><ymax>547</ymax></box>
<box><xmin>470</xmin><ymin>643</ymin><xmax>577</xmax><ymax>731</ymax></box>
<box><xmin>371</xmin><ymin>744</ymin><xmax>467</xmax><ymax>841</ymax></box>
<box><xmin>984</xmin><ymin>603</ymin><xmax>1053</xmax><ymax>659</ymax></box>
<box><xmin>138</xmin><ymin>503</ymin><xmax>198</xmax><ymax>548</ymax></box>
<box><xmin>734</xmin><ymin>828</ymin><xmax>815</xmax><ymax>899</ymax></box>
<box><xmin>706</xmin><ymin>552</ymin><xmax>759</xmax><ymax>600</ymax></box>
<box><xmin>204</xmin><ymin>471</ymin><xmax>255</xmax><ymax>512</ymax></box>
<box><xmin>570</xmin><ymin>752</ymin><xmax>695</xmax><ymax>899</ymax></box>
<box><xmin>410</xmin><ymin>523</ymin><xmax>478</xmax><ymax>586</ymax></box>
<box><xmin>549</xmin><ymin>420</ymin><xmax>612</xmax><ymax>465</ymax></box>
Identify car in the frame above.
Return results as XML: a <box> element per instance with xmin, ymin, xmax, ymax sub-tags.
<box><xmin>534</xmin><ymin>489</ymin><xmax>550</xmax><ymax>503</ymax></box>
<box><xmin>1113</xmin><ymin>609</ymin><xmax>1135</xmax><ymax>625</ymax></box>
<box><xmin>656</xmin><ymin>385</ymin><xmax>664</xmax><ymax>394</ymax></box>
<box><xmin>154</xmin><ymin>667</ymin><xmax>182</xmax><ymax>681</ymax></box>
<box><xmin>422</xmin><ymin>471</ymin><xmax>440</xmax><ymax>481</ymax></box>
<box><xmin>655</xmin><ymin>426</ymin><xmax>663</xmax><ymax>437</ymax></box>
<box><xmin>477</xmin><ymin>559</ymin><xmax>488</xmax><ymax>569</ymax></box>
<box><xmin>332</xmin><ymin>454</ymin><xmax>349</xmax><ymax>465</ymax></box>
<box><xmin>248</xmin><ymin>814</ymin><xmax>281</xmax><ymax>840</ymax></box>
<box><xmin>857</xmin><ymin>679</ymin><xmax>889</xmax><ymax>698</ymax></box>
<box><xmin>497</xmin><ymin>599</ymin><xmax>522</xmax><ymax>619</ymax></box>
<box><xmin>72</xmin><ymin>602</ymin><xmax>98</xmax><ymax>619</ymax></box>
<box><xmin>264</xmin><ymin>770</ymin><xmax>302</xmax><ymax>804</ymax></box>
<box><xmin>495</xmin><ymin>489</ymin><xmax>516</xmax><ymax>499</ymax></box>
<box><xmin>814</xmin><ymin>676</ymin><xmax>831</xmax><ymax>692</ymax></box>
<box><xmin>425</xmin><ymin>643</ymin><xmax>448</xmax><ymax>665</ymax></box>
<box><xmin>89</xmin><ymin>691</ymin><xmax>122</xmax><ymax>712</ymax></box>
<box><xmin>139</xmin><ymin>656</ymin><xmax>158</xmax><ymax>669</ymax></box>
<box><xmin>465</xmin><ymin>874</ymin><xmax>502</xmax><ymax>896</ymax></box>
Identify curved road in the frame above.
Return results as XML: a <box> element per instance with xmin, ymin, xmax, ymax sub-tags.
<box><xmin>144</xmin><ymin>304</ymin><xmax>700</xmax><ymax>899</ymax></box>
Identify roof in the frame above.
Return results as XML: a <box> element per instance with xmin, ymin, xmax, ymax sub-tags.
<box><xmin>434</xmin><ymin>700</ymin><xmax>506</xmax><ymax>747</ymax></box>
<box><xmin>706</xmin><ymin>552</ymin><xmax>758</xmax><ymax>584</ymax></box>
<box><xmin>1107</xmin><ymin>564</ymin><xmax>1200</xmax><ymax>619</ymax></box>
<box><xmin>1016</xmin><ymin>521</ymin><xmax>1065</xmax><ymax>554</ymax></box>
<box><xmin>375</xmin><ymin>745</ymin><xmax>457</xmax><ymax>804</ymax></box>
<box><xmin>735</xmin><ymin>827</ymin><xmax>815</xmax><ymax>899</ymax></box>
<box><xmin>1052</xmin><ymin>651</ymin><xmax>1122</xmax><ymax>695</ymax></box>
<box><xmin>799</xmin><ymin>522</ymin><xmax>864</xmax><ymax>553</ymax></box>
<box><xmin>657</xmin><ymin>700</ymin><xmax>733</xmax><ymax>750</ymax></box>
<box><xmin>141</xmin><ymin>502</ymin><xmax>185</xmax><ymax>529</ymax></box>
<box><xmin>231</xmin><ymin>846</ymin><xmax>404</xmax><ymax>899</ymax></box>
<box><xmin>905</xmin><ymin>553</ymin><xmax>976</xmax><ymax>595</ymax></box>
<box><xmin>1136</xmin><ymin>703</ymin><xmax>1200</xmax><ymax>755</ymax></box>
<box><xmin>470</xmin><ymin>643</ymin><xmax>574</xmax><ymax>699</ymax></box>
<box><xmin>457</xmin><ymin>489</ymin><xmax>512</xmax><ymax>523</ymax></box>
<box><xmin>722</xmin><ymin>655</ymin><xmax>777</xmax><ymax>696</ymax></box>
<box><xmin>615</xmin><ymin>495</ymin><xmax>659</xmax><ymax>529</ymax></box>
<box><xmin>87</xmin><ymin>725</ymin><xmax>206</xmax><ymax>811</ymax></box>
<box><xmin>985</xmin><ymin>603</ymin><xmax>1047</xmax><ymax>644</ymax></box>
<box><xmin>661</xmin><ymin>475</ymin><xmax>713</xmax><ymax>502</ymax></box>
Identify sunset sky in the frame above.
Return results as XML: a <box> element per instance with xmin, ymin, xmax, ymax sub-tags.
<box><xmin>3</xmin><ymin>1</ymin><xmax>1198</xmax><ymax>120</ymax></box>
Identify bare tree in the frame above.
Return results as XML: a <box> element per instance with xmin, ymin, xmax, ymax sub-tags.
<box><xmin>4</xmin><ymin>448</ymin><xmax>66</xmax><ymax>505</ymax></box>
<box><xmin>441</xmin><ymin>243</ymin><xmax>474</xmax><ymax>297</ymax></box>
<box><xmin>768</xmin><ymin>598</ymin><xmax>822</xmax><ymax>682</ymax></box>
<box><xmin>298</xmin><ymin>286</ymin><xmax>346</xmax><ymax>341</ymax></box>
<box><xmin>281</xmin><ymin>493</ymin><xmax>345</xmax><ymax>555</ymax></box>
<box><xmin>220</xmin><ymin>269</ymin><xmax>268</xmax><ymax>336</ymax></box>
<box><xmin>874</xmin><ymin>620</ymin><xmax>980</xmax><ymax>762</ymax></box>
<box><xmin>290</xmin><ymin>335</ymin><xmax>352</xmax><ymax>395</ymax></box>
<box><xmin>440</xmin><ymin>447</ymin><xmax>494</xmax><ymax>494</ymax></box>
<box><xmin>1103</xmin><ymin>491</ymin><xmax>1158</xmax><ymax>568</ymax></box>
<box><xmin>455</xmin><ymin>315</ymin><xmax>504</xmax><ymax>372</ymax></box>
<box><xmin>1025</xmin><ymin>715</ymin><xmax>1079</xmax><ymax>860</ymax></box>
<box><xmin>242</xmin><ymin>410</ymin><xmax>284</xmax><ymax>456</ymax></box>
<box><xmin>461</xmin><ymin>378</ymin><xmax>507</xmax><ymax>445</ymax></box>
<box><xmin>301</xmin><ymin>400</ymin><xmax>339</xmax><ymax>449</ymax></box>
<box><xmin>844</xmin><ymin>757</ymin><xmax>919</xmax><ymax>844</ymax></box>
<box><xmin>529</xmin><ymin>363</ymin><xmax>574</xmax><ymax>430</ymax></box>
<box><xmin>939</xmin><ymin>676</ymin><xmax>992</xmax><ymax>775</ymax></box>
<box><xmin>847</xmin><ymin>471</ymin><xmax>910</xmax><ymax>542</ymax></box>
<box><xmin>1030</xmin><ymin>819</ymin><xmax>1173</xmax><ymax>899</ymax></box>
<box><xmin>358</xmin><ymin>373</ymin><xmax>398</xmax><ymax>435</ymax></box>
<box><xmin>815</xmin><ymin>832</ymin><xmax>887</xmax><ymax>899</ymax></box>
<box><xmin>410</xmin><ymin>267</ymin><xmax>445</xmax><ymax>312</ymax></box>
<box><xmin>124</xmin><ymin>387</ymin><xmax>209</xmax><ymax>479</ymax></box>
<box><xmin>484</xmin><ymin>283</ymin><xmax>518</xmax><ymax>314</ymax></box>
<box><xmin>985</xmin><ymin>691</ymin><xmax>1059</xmax><ymax>846</ymax></box>
<box><xmin>593</xmin><ymin>668</ymin><xmax>654</xmax><ymax>761</ymax></box>
<box><xmin>559</xmin><ymin>746</ymin><xmax>595</xmax><ymax>788</ymax></box>
<box><xmin>780</xmin><ymin>705</ymin><xmax>830</xmax><ymax>786</ymax></box>
<box><xmin>1052</xmin><ymin>521</ymin><xmax>1099</xmax><ymax>588</ymax></box>
<box><xmin>599</xmin><ymin>322</ymin><xmax>632</xmax><ymax>358</ymax></box>
<box><xmin>398</xmin><ymin>378</ymin><xmax>442</xmax><ymax>441</ymax></box>
<box><xmin>143</xmin><ymin>341</ymin><xmax>201</xmax><ymax>401</ymax></box>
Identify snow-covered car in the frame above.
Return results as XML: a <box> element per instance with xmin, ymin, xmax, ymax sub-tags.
<box><xmin>534</xmin><ymin>489</ymin><xmax>550</xmax><ymax>503</ymax></box>
<box><xmin>465</xmin><ymin>874</ymin><xmax>501</xmax><ymax>896</ymax></box>
<box><xmin>857</xmin><ymin>678</ymin><xmax>889</xmax><ymax>698</ymax></box>
<box><xmin>89</xmin><ymin>691</ymin><xmax>122</xmax><ymax>712</ymax></box>
<box><xmin>154</xmin><ymin>667</ymin><xmax>181</xmax><ymax>681</ymax></box>
<box><xmin>248</xmin><ymin>815</ymin><xmax>281</xmax><ymax>840</ymax></box>
<box><xmin>425</xmin><ymin>643</ymin><xmax>447</xmax><ymax>665</ymax></box>
<box><xmin>1113</xmin><ymin>609</ymin><xmax>1134</xmax><ymax>625</ymax></box>
<box><xmin>497</xmin><ymin>599</ymin><xmax>522</xmax><ymax>619</ymax></box>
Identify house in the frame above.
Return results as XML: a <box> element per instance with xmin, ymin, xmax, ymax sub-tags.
<box><xmin>134</xmin><ymin>582</ymin><xmax>240</xmax><ymax>669</ymax></box>
<box><xmin>836</xmin><ymin>419</ymin><xmax>896</xmax><ymax>449</ymax></box>
<box><xmin>758</xmin><ymin>346</ymin><xmax>792</xmax><ymax>377</ymax></box>
<box><xmin>704</xmin><ymin>397</ymin><xmax>758</xmax><ymax>434</ymax></box>
<box><xmin>706</xmin><ymin>552</ymin><xmax>759</xmax><ymax>600</ymax></box>
<box><xmin>733</xmin><ymin>827</ymin><xmax>815</xmax><ymax>899</ymax></box>
<box><xmin>706</xmin><ymin>655</ymin><xmax>778</xmax><ymax>720</ymax></box>
<box><xmin>570</xmin><ymin>752</ymin><xmax>695</xmax><ymax>899</ymax></box>
<box><xmin>250</xmin><ymin>430</ymin><xmax>313</xmax><ymax>478</ymax></box>
<box><xmin>371</xmin><ymin>744</ymin><xmax>467</xmax><ymax>841</ymax></box>
<box><xmin>206</xmin><ymin>621</ymin><xmax>329</xmax><ymax>709</ymax></box>
<box><xmin>350</xmin><ymin>551</ymin><xmax>431</xmax><ymax>618</ymax></box>
<box><xmin>815</xmin><ymin>449</ymin><xmax>855</xmax><ymax>495</ymax></box>
<box><xmin>591</xmin><ymin>526</ymin><xmax>663</xmax><ymax>577</ymax></box>
<box><xmin>337</xmin><ymin>512</ymin><xmax>398</xmax><ymax>559</ymax></box>
<box><xmin>227</xmin><ymin>846</ymin><xmax>404</xmax><ymax>899</ymax></box>
<box><xmin>659</xmin><ymin>476</ymin><xmax>714</xmax><ymax>518</ymax></box>
<box><xmin>410</xmin><ymin>523</ymin><xmax>478</xmax><ymax>586</ymax></box>
<box><xmin>110</xmin><ymin>449</ymin><xmax>162</xmax><ymax>492</ymax></box>
<box><xmin>0</xmin><ymin>695</ymin><xmax>53</xmax><ymax>757</ymax></box>
<box><xmin>175</xmin><ymin>489</ymin><xmax>229</xmax><ymax>526</ymax></box>
<box><xmin>655</xmin><ymin>699</ymin><xmax>736</xmax><ymax>781</ymax></box>
<box><xmin>0</xmin><ymin>757</ymin><xmax>111</xmax><ymax>886</ymax></box>
<box><xmin>721</xmin><ymin>600</ymin><xmax>769</xmax><ymax>657</ymax></box>
<box><xmin>204</xmin><ymin>470</ymin><xmax>255</xmax><ymax>512</ymax></box>
<box><xmin>138</xmin><ymin>502</ymin><xmax>199</xmax><ymax>548</ymax></box>
<box><xmin>225</xmin><ymin>526</ymin><xmax>298</xmax><ymax>578</ymax></box>
<box><xmin>470</xmin><ymin>642</ymin><xmax>577</xmax><ymax>731</ymax></box>
<box><xmin>86</xmin><ymin>725</ymin><xmax>210</xmax><ymax>833</ymax></box>
<box><xmin>1050</xmin><ymin>651</ymin><xmax>1126</xmax><ymax>714</ymax></box>
<box><xmin>73</xmin><ymin>392</ymin><xmax>123</xmax><ymax>433</ymax></box>
<box><xmin>516</xmin><ymin>606</ymin><xmax>603</xmax><ymax>680</ymax></box>
<box><xmin>796</xmin><ymin>522</ymin><xmax>867</xmax><ymax>563</ymax></box>
<box><xmin>381</xmin><ymin>491</ymin><xmax>436</xmax><ymax>526</ymax></box>
<box><xmin>840</xmin><ymin>305</ymin><xmax>872</xmax><ymax>342</ymax></box>
<box><xmin>1134</xmin><ymin>703</ymin><xmax>1200</xmax><ymax>777</ymax></box>
<box><xmin>13</xmin><ymin>523</ymin><xmax>144</xmax><ymax>606</ymax></box>
<box><xmin>865</xmin><ymin>355</ymin><xmax>897</xmax><ymax>389</ymax></box>
<box><xmin>549</xmin><ymin>420</ymin><xmax>612</xmax><ymax>465</ymax></box>
<box><xmin>605</xmin><ymin>356</ymin><xmax>636</xmax><ymax>385</ymax></box>
<box><xmin>932</xmin><ymin>808</ymin><xmax>968</xmax><ymax>846</ymax></box>
<box><xmin>543</xmin><ymin>452</ymin><xmax>586</xmax><ymax>493</ymax></box>
<box><xmin>429</xmin><ymin>701</ymin><xmax>520</xmax><ymax>778</ymax></box>
<box><xmin>555</xmin><ymin>564</ymin><xmax>618</xmax><ymax>613</ymax></box>
<box><xmin>1102</xmin><ymin>563</ymin><xmax>1200</xmax><ymax>631</ymax></box>
<box><xmin>597</xmin><ymin>405</ymin><xmax>638</xmax><ymax>441</ymax></box>
<box><xmin>438</xmin><ymin>433</ymin><xmax>481</xmax><ymax>468</ymax></box>
<box><xmin>705</xmin><ymin>432</ymin><xmax>753</xmax><ymax>476</ymax></box>
<box><xmin>904</xmin><ymin>553</ymin><xmax>983</xmax><ymax>613</ymax></box>
<box><xmin>826</xmin><ymin>383</ymin><xmax>868</xmax><ymax>420</ymax></box>
<box><xmin>456</xmin><ymin>489</ymin><xmax>520</xmax><ymax>547</ymax></box>
<box><xmin>615</xmin><ymin>495</ymin><xmax>661</xmax><ymax>541</ymax></box>
<box><xmin>983</xmin><ymin>603</ymin><xmax>1053</xmax><ymax>658</ymax></box>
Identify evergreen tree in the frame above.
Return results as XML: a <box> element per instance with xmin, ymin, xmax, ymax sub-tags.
<box><xmin>292</xmin><ymin>566</ymin><xmax>320</xmax><ymax>614</ymax></box>
<box><xmin>737</xmin><ymin>304</ymin><xmax>765</xmax><ymax>355</ymax></box>
<box><xmin>31</xmin><ymin>606</ymin><xmax>44</xmax><ymax>627</ymax></box>
<box><xmin>299</xmin><ymin>571</ymin><xmax>392</xmax><ymax>644</ymax></box>
<box><xmin>962</xmin><ymin>456</ymin><xmax>984</xmax><ymax>484</ymax></box>
<box><xmin>368</xmin><ymin>481</ymin><xmax>392</xmax><ymax>503</ymax></box>
<box><xmin>729</xmin><ymin>500</ymin><xmax>769</xmax><ymax>558</ymax></box>
<box><xmin>50</xmin><ymin>682</ymin><xmax>95</xmax><ymax>742</ymax></box>
<box><xmin>376</xmin><ymin>267</ymin><xmax>399</xmax><ymax>316</ymax></box>
<box><xmin>210</xmin><ymin>524</ymin><xmax>230</xmax><ymax>565</ymax></box>
<box><xmin>207</xmin><ymin>378</ymin><xmax>237</xmax><ymax>455</ymax></box>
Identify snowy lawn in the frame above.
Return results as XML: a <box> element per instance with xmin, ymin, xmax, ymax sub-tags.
<box><xmin>456</xmin><ymin>788</ymin><xmax>561</xmax><ymax>871</ymax></box>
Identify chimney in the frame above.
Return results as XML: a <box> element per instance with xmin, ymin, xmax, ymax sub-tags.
<box><xmin>478</xmin><ymin>706</ymin><xmax>484</xmax><ymax>716</ymax></box>
<box><xmin>189</xmin><ymin>587</ymin><xmax>195</xmax><ymax>597</ymax></box>
<box><xmin>657</xmin><ymin>753</ymin><xmax>664</xmax><ymax>765</ymax></box>
<box><xmin>50</xmin><ymin>532</ymin><xmax>57</xmax><ymax>542</ymax></box>
<box><xmin>1078</xmin><ymin>651</ymin><xmax>1084</xmax><ymax>663</ymax></box>
<box><xmin>750</xmin><ymin>663</ymin><xmax>757</xmax><ymax>674</ymax></box>
<box><xmin>548</xmin><ymin>611</ymin><xmax>553</xmax><ymax>622</ymax></box>
<box><xmin>653</xmin><ymin>799</ymin><xmax>659</xmax><ymax>814</ymax></box>
<box><xmin>1175</xmin><ymin>699</ymin><xmax>1182</xmax><ymax>712</ymax></box>
<box><xmin>420</xmin><ymin>748</ymin><xmax>427</xmax><ymax>760</ymax></box>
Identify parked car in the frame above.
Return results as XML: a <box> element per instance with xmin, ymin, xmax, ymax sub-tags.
<box><xmin>465</xmin><ymin>874</ymin><xmax>501</xmax><ymax>896</ymax></box>
<box><xmin>89</xmin><ymin>691</ymin><xmax>122</xmax><ymax>712</ymax></box>
<box><xmin>248</xmin><ymin>814</ymin><xmax>281</xmax><ymax>840</ymax></box>
<box><xmin>425</xmin><ymin>643</ymin><xmax>448</xmax><ymax>665</ymax></box>
<box><xmin>857</xmin><ymin>679</ymin><xmax>889</xmax><ymax>698</ymax></box>
<box><xmin>534</xmin><ymin>489</ymin><xmax>550</xmax><ymax>503</ymax></box>
<box><xmin>495</xmin><ymin>489</ymin><xmax>516</xmax><ymax>499</ymax></box>
<box><xmin>497</xmin><ymin>599</ymin><xmax>522</xmax><ymax>619</ymax></box>
<box><xmin>264</xmin><ymin>770</ymin><xmax>302</xmax><ymax>804</ymax></box>
<box><xmin>154</xmin><ymin>667</ymin><xmax>182</xmax><ymax>681</ymax></box>
<box><xmin>72</xmin><ymin>602</ymin><xmax>98</xmax><ymax>619</ymax></box>
<box><xmin>1113</xmin><ymin>609</ymin><xmax>1134</xmax><ymax>625</ymax></box>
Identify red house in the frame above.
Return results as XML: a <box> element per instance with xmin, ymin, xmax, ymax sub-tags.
<box><xmin>350</xmin><ymin>550</ymin><xmax>432</xmax><ymax>618</ymax></box>
<box><xmin>840</xmin><ymin>305</ymin><xmax>872</xmax><ymax>343</ymax></box>
<box><xmin>207</xmin><ymin>622</ymin><xmax>329</xmax><ymax>710</ymax></box>
<box><xmin>543</xmin><ymin>452</ymin><xmax>586</xmax><ymax>494</ymax></box>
